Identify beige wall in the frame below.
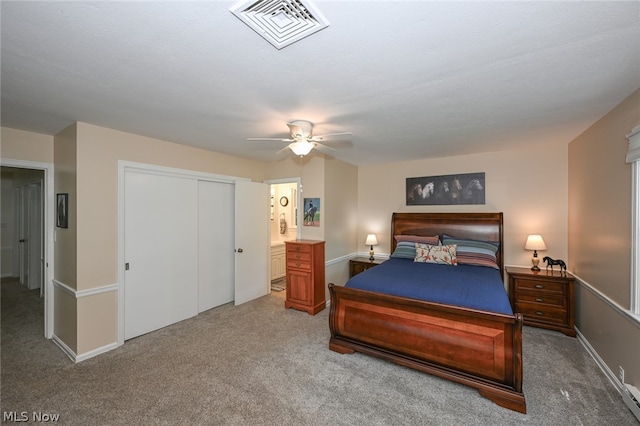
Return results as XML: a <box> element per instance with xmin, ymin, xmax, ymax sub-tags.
<box><xmin>77</xmin><ymin>291</ymin><xmax>117</xmax><ymax>355</ymax></box>
<box><xmin>569</xmin><ymin>88</ymin><xmax>640</xmax><ymax>388</ymax></box>
<box><xmin>1</xmin><ymin>127</ymin><xmax>54</xmax><ymax>163</ymax></box>
<box><xmin>54</xmin><ymin>289</ymin><xmax>77</xmax><ymax>353</ymax></box>
<box><xmin>357</xmin><ymin>144</ymin><xmax>569</xmax><ymax>269</ymax></box>
<box><xmin>324</xmin><ymin>157</ymin><xmax>358</xmax><ymax>289</ymax></box>
<box><xmin>324</xmin><ymin>157</ymin><xmax>358</xmax><ymax>260</ymax></box>
<box><xmin>54</xmin><ymin>124</ymin><xmax>78</xmax><ymax>288</ymax></box>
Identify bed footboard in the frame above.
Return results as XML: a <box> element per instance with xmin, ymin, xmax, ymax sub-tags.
<box><xmin>328</xmin><ymin>283</ymin><xmax>526</xmax><ymax>414</ymax></box>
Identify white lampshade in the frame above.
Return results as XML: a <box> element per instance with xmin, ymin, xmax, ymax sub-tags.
<box><xmin>365</xmin><ymin>234</ymin><xmax>378</xmax><ymax>246</ymax></box>
<box><xmin>289</xmin><ymin>141</ymin><xmax>314</xmax><ymax>156</ymax></box>
<box><xmin>525</xmin><ymin>235</ymin><xmax>547</xmax><ymax>251</ymax></box>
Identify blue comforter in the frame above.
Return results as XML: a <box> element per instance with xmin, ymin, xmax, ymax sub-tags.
<box><xmin>346</xmin><ymin>258</ymin><xmax>513</xmax><ymax>315</ymax></box>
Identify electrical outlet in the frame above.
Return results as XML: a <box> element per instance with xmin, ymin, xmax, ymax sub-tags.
<box><xmin>619</xmin><ymin>366</ymin><xmax>625</xmax><ymax>383</ymax></box>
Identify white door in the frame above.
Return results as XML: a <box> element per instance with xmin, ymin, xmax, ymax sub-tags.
<box><xmin>16</xmin><ymin>186</ymin><xmax>27</xmax><ymax>286</ymax></box>
<box><xmin>124</xmin><ymin>171</ymin><xmax>199</xmax><ymax>340</ymax></box>
<box><xmin>12</xmin><ymin>187</ymin><xmax>22</xmax><ymax>280</ymax></box>
<box><xmin>27</xmin><ymin>182</ymin><xmax>43</xmax><ymax>290</ymax></box>
<box><xmin>198</xmin><ymin>180</ymin><xmax>234</xmax><ymax>312</ymax></box>
<box><xmin>234</xmin><ymin>180</ymin><xmax>270</xmax><ymax>305</ymax></box>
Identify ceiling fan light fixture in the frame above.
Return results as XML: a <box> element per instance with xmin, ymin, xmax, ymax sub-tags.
<box><xmin>289</xmin><ymin>141</ymin><xmax>314</xmax><ymax>156</ymax></box>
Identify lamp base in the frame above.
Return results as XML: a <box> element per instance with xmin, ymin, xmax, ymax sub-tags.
<box><xmin>531</xmin><ymin>256</ymin><xmax>540</xmax><ymax>271</ymax></box>
<box><xmin>369</xmin><ymin>248</ymin><xmax>375</xmax><ymax>261</ymax></box>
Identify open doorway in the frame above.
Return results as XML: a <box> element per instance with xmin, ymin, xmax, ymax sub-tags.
<box><xmin>0</xmin><ymin>160</ymin><xmax>54</xmax><ymax>339</ymax></box>
<box><xmin>265</xmin><ymin>178</ymin><xmax>301</xmax><ymax>294</ymax></box>
<box><xmin>1</xmin><ymin>166</ymin><xmax>45</xmax><ymax>334</ymax></box>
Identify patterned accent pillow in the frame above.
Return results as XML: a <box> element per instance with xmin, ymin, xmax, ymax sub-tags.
<box><xmin>442</xmin><ymin>234</ymin><xmax>499</xmax><ymax>254</ymax></box>
<box><xmin>394</xmin><ymin>234</ymin><xmax>440</xmax><ymax>245</ymax></box>
<box><xmin>414</xmin><ymin>243</ymin><xmax>457</xmax><ymax>265</ymax></box>
<box><xmin>456</xmin><ymin>246</ymin><xmax>499</xmax><ymax>269</ymax></box>
<box><xmin>441</xmin><ymin>234</ymin><xmax>499</xmax><ymax>269</ymax></box>
<box><xmin>390</xmin><ymin>241</ymin><xmax>417</xmax><ymax>259</ymax></box>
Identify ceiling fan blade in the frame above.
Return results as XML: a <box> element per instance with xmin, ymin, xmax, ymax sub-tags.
<box><xmin>246</xmin><ymin>137</ymin><xmax>293</xmax><ymax>142</ymax></box>
<box><xmin>310</xmin><ymin>132</ymin><xmax>353</xmax><ymax>141</ymax></box>
<box><xmin>313</xmin><ymin>142</ymin><xmax>336</xmax><ymax>151</ymax></box>
<box><xmin>276</xmin><ymin>145</ymin><xmax>293</xmax><ymax>155</ymax></box>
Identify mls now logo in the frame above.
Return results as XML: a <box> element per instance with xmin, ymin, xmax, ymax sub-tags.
<box><xmin>3</xmin><ymin>411</ymin><xmax>60</xmax><ymax>422</ymax></box>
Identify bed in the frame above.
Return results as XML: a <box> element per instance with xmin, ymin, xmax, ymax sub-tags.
<box><xmin>328</xmin><ymin>212</ymin><xmax>526</xmax><ymax>413</ymax></box>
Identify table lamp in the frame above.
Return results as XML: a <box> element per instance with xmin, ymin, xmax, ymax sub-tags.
<box><xmin>365</xmin><ymin>234</ymin><xmax>378</xmax><ymax>261</ymax></box>
<box><xmin>525</xmin><ymin>234</ymin><xmax>547</xmax><ymax>271</ymax></box>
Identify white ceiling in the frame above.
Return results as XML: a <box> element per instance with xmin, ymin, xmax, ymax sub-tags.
<box><xmin>2</xmin><ymin>1</ymin><xmax>639</xmax><ymax>166</ymax></box>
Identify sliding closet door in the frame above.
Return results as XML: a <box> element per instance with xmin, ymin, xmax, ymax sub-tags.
<box><xmin>198</xmin><ymin>180</ymin><xmax>234</xmax><ymax>312</ymax></box>
<box><xmin>124</xmin><ymin>171</ymin><xmax>198</xmax><ymax>340</ymax></box>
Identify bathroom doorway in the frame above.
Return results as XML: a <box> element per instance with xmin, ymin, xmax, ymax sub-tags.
<box><xmin>265</xmin><ymin>178</ymin><xmax>301</xmax><ymax>294</ymax></box>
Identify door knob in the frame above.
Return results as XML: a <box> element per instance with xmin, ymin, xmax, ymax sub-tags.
<box><xmin>237</xmin><ymin>248</ymin><xmax>243</xmax><ymax>253</ymax></box>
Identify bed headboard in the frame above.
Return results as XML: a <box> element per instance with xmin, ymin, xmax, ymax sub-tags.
<box><xmin>390</xmin><ymin>212</ymin><xmax>504</xmax><ymax>272</ymax></box>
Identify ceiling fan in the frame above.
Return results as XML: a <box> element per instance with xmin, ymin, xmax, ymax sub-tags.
<box><xmin>247</xmin><ymin>120</ymin><xmax>352</xmax><ymax>157</ymax></box>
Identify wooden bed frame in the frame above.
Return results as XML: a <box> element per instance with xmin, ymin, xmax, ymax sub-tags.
<box><xmin>328</xmin><ymin>212</ymin><xmax>526</xmax><ymax>413</ymax></box>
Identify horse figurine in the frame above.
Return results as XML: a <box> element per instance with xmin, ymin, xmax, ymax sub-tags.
<box><xmin>543</xmin><ymin>256</ymin><xmax>567</xmax><ymax>272</ymax></box>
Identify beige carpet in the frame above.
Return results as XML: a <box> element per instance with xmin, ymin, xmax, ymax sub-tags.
<box><xmin>1</xmin><ymin>278</ymin><xmax>637</xmax><ymax>425</ymax></box>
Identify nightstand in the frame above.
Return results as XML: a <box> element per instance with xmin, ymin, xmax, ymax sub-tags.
<box><xmin>507</xmin><ymin>266</ymin><xmax>576</xmax><ymax>337</ymax></box>
<box><xmin>349</xmin><ymin>257</ymin><xmax>385</xmax><ymax>278</ymax></box>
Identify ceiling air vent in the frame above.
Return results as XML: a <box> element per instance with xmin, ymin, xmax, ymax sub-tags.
<box><xmin>230</xmin><ymin>0</ymin><xmax>329</xmax><ymax>50</ymax></box>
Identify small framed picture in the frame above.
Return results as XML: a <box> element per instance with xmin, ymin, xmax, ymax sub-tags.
<box><xmin>57</xmin><ymin>193</ymin><xmax>68</xmax><ymax>228</ymax></box>
<box><xmin>303</xmin><ymin>197</ymin><xmax>320</xmax><ymax>227</ymax></box>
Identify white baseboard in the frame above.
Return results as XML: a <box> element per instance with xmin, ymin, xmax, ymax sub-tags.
<box><xmin>623</xmin><ymin>384</ymin><xmax>640</xmax><ymax>422</ymax></box>
<box><xmin>52</xmin><ymin>334</ymin><xmax>119</xmax><ymax>363</ymax></box>
<box><xmin>52</xmin><ymin>334</ymin><xmax>77</xmax><ymax>363</ymax></box>
<box><xmin>75</xmin><ymin>341</ymin><xmax>119</xmax><ymax>363</ymax></box>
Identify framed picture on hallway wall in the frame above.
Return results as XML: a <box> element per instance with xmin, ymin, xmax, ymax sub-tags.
<box><xmin>303</xmin><ymin>198</ymin><xmax>320</xmax><ymax>227</ymax></box>
<box><xmin>56</xmin><ymin>193</ymin><xmax>68</xmax><ymax>228</ymax></box>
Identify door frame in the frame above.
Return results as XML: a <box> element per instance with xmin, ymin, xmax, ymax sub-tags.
<box><xmin>0</xmin><ymin>158</ymin><xmax>54</xmax><ymax>339</ymax></box>
<box><xmin>117</xmin><ymin>161</ymin><xmax>253</xmax><ymax>345</ymax></box>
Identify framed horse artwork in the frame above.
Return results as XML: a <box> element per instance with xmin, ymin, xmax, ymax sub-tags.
<box><xmin>406</xmin><ymin>172</ymin><xmax>485</xmax><ymax>206</ymax></box>
<box><xmin>303</xmin><ymin>197</ymin><xmax>320</xmax><ymax>226</ymax></box>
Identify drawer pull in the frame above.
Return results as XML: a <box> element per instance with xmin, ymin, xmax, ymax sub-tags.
<box><xmin>535</xmin><ymin>311</ymin><xmax>544</xmax><ymax>316</ymax></box>
<box><xmin>536</xmin><ymin>298</ymin><xmax>544</xmax><ymax>302</ymax></box>
<box><xmin>296</xmin><ymin>263</ymin><xmax>301</xmax><ymax>267</ymax></box>
<box><xmin>535</xmin><ymin>284</ymin><xmax>544</xmax><ymax>289</ymax></box>
<box><xmin>296</xmin><ymin>247</ymin><xmax>301</xmax><ymax>251</ymax></box>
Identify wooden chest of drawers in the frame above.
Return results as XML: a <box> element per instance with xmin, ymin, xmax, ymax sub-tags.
<box><xmin>285</xmin><ymin>240</ymin><xmax>325</xmax><ymax>315</ymax></box>
<box><xmin>507</xmin><ymin>266</ymin><xmax>576</xmax><ymax>337</ymax></box>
